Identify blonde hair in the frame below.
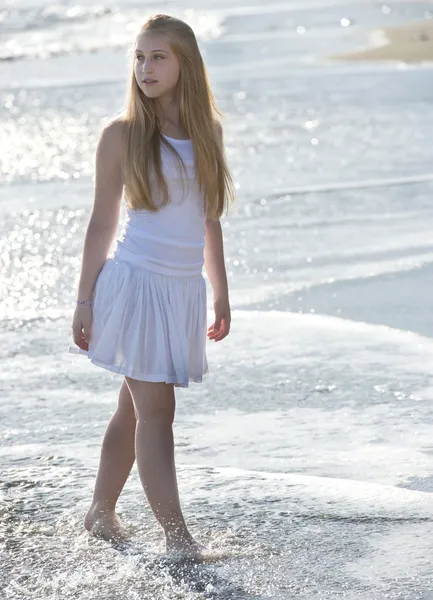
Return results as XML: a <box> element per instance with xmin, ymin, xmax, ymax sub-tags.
<box><xmin>120</xmin><ymin>13</ymin><xmax>236</xmax><ymax>220</ymax></box>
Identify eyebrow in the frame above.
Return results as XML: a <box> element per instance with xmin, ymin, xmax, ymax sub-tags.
<box><xmin>135</xmin><ymin>49</ymin><xmax>168</xmax><ymax>54</ymax></box>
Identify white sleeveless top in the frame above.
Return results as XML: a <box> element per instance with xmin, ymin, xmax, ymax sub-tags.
<box><xmin>111</xmin><ymin>134</ymin><xmax>206</xmax><ymax>277</ymax></box>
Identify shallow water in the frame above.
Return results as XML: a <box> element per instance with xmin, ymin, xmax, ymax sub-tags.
<box><xmin>1</xmin><ymin>1</ymin><xmax>433</xmax><ymax>598</ymax></box>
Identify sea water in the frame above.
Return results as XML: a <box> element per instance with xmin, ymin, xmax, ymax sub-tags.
<box><xmin>1</xmin><ymin>1</ymin><xmax>433</xmax><ymax>598</ymax></box>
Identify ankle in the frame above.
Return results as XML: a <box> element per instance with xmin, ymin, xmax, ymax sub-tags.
<box><xmin>164</xmin><ymin>523</ymin><xmax>192</xmax><ymax>543</ymax></box>
<box><xmin>90</xmin><ymin>500</ymin><xmax>116</xmax><ymax>514</ymax></box>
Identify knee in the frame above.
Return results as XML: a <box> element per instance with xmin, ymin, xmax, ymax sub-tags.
<box><xmin>115</xmin><ymin>392</ymin><xmax>137</xmax><ymax>424</ymax></box>
<box><xmin>110</xmin><ymin>406</ymin><xmax>137</xmax><ymax>433</ymax></box>
<box><xmin>116</xmin><ymin>404</ymin><xmax>137</xmax><ymax>425</ymax></box>
<box><xmin>136</xmin><ymin>403</ymin><xmax>174</xmax><ymax>426</ymax></box>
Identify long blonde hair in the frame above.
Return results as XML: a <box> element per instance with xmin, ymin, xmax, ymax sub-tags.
<box><xmin>120</xmin><ymin>14</ymin><xmax>236</xmax><ymax>220</ymax></box>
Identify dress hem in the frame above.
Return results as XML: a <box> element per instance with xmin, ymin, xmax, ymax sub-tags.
<box><xmin>88</xmin><ymin>355</ymin><xmax>209</xmax><ymax>388</ymax></box>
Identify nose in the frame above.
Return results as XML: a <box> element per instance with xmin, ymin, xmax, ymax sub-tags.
<box><xmin>141</xmin><ymin>60</ymin><xmax>153</xmax><ymax>74</ymax></box>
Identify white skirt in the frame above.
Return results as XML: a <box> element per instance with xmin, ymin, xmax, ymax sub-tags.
<box><xmin>68</xmin><ymin>257</ymin><xmax>209</xmax><ymax>388</ymax></box>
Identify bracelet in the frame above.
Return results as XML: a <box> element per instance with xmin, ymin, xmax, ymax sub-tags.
<box><xmin>77</xmin><ymin>299</ymin><xmax>92</xmax><ymax>306</ymax></box>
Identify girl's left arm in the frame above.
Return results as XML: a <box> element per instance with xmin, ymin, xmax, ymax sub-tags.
<box><xmin>204</xmin><ymin>218</ymin><xmax>231</xmax><ymax>342</ymax></box>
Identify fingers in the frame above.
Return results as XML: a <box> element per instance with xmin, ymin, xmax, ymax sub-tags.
<box><xmin>74</xmin><ymin>332</ymin><xmax>89</xmax><ymax>351</ymax></box>
<box><xmin>72</xmin><ymin>326</ymin><xmax>89</xmax><ymax>351</ymax></box>
<box><xmin>207</xmin><ymin>318</ymin><xmax>230</xmax><ymax>342</ymax></box>
<box><xmin>78</xmin><ymin>336</ymin><xmax>89</xmax><ymax>351</ymax></box>
<box><xmin>83</xmin><ymin>326</ymin><xmax>91</xmax><ymax>344</ymax></box>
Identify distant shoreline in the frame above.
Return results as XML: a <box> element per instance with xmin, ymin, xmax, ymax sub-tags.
<box><xmin>331</xmin><ymin>20</ymin><xmax>433</xmax><ymax>63</ymax></box>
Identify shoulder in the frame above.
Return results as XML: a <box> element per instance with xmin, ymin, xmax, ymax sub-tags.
<box><xmin>99</xmin><ymin>116</ymin><xmax>127</xmax><ymax>146</ymax></box>
<box><xmin>94</xmin><ymin>118</ymin><xmax>128</xmax><ymax>181</ymax></box>
<box><xmin>96</xmin><ymin>116</ymin><xmax>127</xmax><ymax>166</ymax></box>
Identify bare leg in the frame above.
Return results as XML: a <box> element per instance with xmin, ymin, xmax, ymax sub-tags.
<box><xmin>124</xmin><ymin>377</ymin><xmax>203</xmax><ymax>556</ymax></box>
<box><xmin>84</xmin><ymin>378</ymin><xmax>136</xmax><ymax>541</ymax></box>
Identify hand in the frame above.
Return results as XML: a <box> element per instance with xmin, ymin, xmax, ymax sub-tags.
<box><xmin>72</xmin><ymin>305</ymin><xmax>93</xmax><ymax>351</ymax></box>
<box><xmin>207</xmin><ymin>296</ymin><xmax>231</xmax><ymax>342</ymax></box>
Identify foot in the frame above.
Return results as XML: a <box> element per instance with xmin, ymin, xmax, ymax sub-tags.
<box><xmin>165</xmin><ymin>532</ymin><xmax>207</xmax><ymax>559</ymax></box>
<box><xmin>84</xmin><ymin>504</ymin><xmax>129</xmax><ymax>543</ymax></box>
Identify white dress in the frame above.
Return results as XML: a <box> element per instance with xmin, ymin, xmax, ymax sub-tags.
<box><xmin>68</xmin><ymin>133</ymin><xmax>209</xmax><ymax>388</ymax></box>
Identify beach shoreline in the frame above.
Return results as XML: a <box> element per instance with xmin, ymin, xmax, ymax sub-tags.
<box><xmin>331</xmin><ymin>19</ymin><xmax>433</xmax><ymax>63</ymax></box>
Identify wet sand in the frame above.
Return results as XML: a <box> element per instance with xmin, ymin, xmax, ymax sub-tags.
<box><xmin>332</xmin><ymin>20</ymin><xmax>433</xmax><ymax>62</ymax></box>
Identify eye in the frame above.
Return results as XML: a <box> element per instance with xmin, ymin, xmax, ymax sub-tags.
<box><xmin>155</xmin><ymin>55</ymin><xmax>164</xmax><ymax>59</ymax></box>
<box><xmin>135</xmin><ymin>55</ymin><xmax>144</xmax><ymax>62</ymax></box>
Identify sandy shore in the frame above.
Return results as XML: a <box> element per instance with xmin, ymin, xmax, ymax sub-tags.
<box><xmin>332</xmin><ymin>20</ymin><xmax>433</xmax><ymax>63</ymax></box>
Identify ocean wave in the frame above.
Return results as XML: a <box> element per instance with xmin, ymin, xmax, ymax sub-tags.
<box><xmin>204</xmin><ymin>465</ymin><xmax>433</xmax><ymax>520</ymax></box>
<box><xmin>0</xmin><ymin>4</ymin><xmax>124</xmax><ymax>62</ymax></box>
<box><xmin>0</xmin><ymin>5</ymin><xmax>224</xmax><ymax>62</ymax></box>
<box><xmin>0</xmin><ymin>4</ymin><xmax>113</xmax><ymax>35</ymax></box>
<box><xmin>270</xmin><ymin>173</ymin><xmax>433</xmax><ymax>197</ymax></box>
<box><xmin>0</xmin><ymin>41</ymin><xmax>126</xmax><ymax>63</ymax></box>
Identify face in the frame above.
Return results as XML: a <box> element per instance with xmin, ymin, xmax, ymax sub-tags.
<box><xmin>134</xmin><ymin>33</ymin><xmax>180</xmax><ymax>99</ymax></box>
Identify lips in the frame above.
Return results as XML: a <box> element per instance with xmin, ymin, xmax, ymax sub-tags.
<box><xmin>143</xmin><ymin>79</ymin><xmax>157</xmax><ymax>83</ymax></box>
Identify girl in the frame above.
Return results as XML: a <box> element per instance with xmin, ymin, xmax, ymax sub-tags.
<box><xmin>68</xmin><ymin>14</ymin><xmax>235</xmax><ymax>557</ymax></box>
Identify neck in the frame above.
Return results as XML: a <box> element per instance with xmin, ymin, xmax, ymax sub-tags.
<box><xmin>154</xmin><ymin>94</ymin><xmax>181</xmax><ymax>130</ymax></box>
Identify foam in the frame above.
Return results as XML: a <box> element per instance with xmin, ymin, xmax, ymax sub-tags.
<box><xmin>179</xmin><ymin>464</ymin><xmax>433</xmax><ymax>521</ymax></box>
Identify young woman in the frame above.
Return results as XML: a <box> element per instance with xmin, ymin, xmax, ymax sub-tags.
<box><xmin>68</xmin><ymin>13</ymin><xmax>235</xmax><ymax>557</ymax></box>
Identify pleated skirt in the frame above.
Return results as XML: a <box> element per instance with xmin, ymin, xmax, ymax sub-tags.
<box><xmin>68</xmin><ymin>257</ymin><xmax>209</xmax><ymax>388</ymax></box>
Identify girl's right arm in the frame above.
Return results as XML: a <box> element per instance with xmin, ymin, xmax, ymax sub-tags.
<box><xmin>71</xmin><ymin>119</ymin><xmax>124</xmax><ymax>350</ymax></box>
